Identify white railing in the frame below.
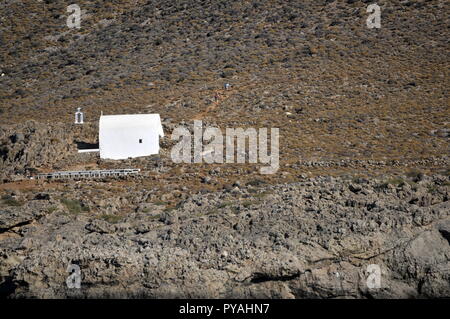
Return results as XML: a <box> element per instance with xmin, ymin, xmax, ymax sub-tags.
<box><xmin>34</xmin><ymin>169</ymin><xmax>140</xmax><ymax>180</ymax></box>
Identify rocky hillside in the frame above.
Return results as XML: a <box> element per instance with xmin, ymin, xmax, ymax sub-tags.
<box><xmin>1</xmin><ymin>174</ymin><xmax>449</xmax><ymax>298</ymax></box>
<box><xmin>0</xmin><ymin>121</ymin><xmax>99</xmax><ymax>181</ymax></box>
<box><xmin>1</xmin><ymin>0</ymin><xmax>449</xmax><ymax>162</ymax></box>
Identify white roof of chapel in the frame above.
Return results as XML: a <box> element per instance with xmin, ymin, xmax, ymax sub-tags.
<box><xmin>99</xmin><ymin>114</ymin><xmax>164</xmax><ymax>137</ymax></box>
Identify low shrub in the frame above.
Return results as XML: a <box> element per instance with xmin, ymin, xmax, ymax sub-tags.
<box><xmin>60</xmin><ymin>198</ymin><xmax>90</xmax><ymax>214</ymax></box>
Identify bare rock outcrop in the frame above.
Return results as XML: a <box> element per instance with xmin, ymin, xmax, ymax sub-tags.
<box><xmin>1</xmin><ymin>174</ymin><xmax>448</xmax><ymax>298</ymax></box>
<box><xmin>0</xmin><ymin>121</ymin><xmax>98</xmax><ymax>181</ymax></box>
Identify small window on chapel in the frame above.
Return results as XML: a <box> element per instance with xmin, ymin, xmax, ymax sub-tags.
<box><xmin>139</xmin><ymin>139</ymin><xmax>142</xmax><ymax>143</ymax></box>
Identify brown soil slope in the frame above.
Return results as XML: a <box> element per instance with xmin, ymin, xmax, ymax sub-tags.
<box><xmin>1</xmin><ymin>0</ymin><xmax>448</xmax><ymax>165</ymax></box>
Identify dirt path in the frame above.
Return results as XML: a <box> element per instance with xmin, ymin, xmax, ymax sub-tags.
<box><xmin>191</xmin><ymin>88</ymin><xmax>232</xmax><ymax>120</ymax></box>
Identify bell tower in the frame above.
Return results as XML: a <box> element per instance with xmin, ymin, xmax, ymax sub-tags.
<box><xmin>75</xmin><ymin>107</ymin><xmax>84</xmax><ymax>124</ymax></box>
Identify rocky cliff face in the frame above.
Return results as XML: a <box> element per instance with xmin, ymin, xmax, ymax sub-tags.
<box><xmin>0</xmin><ymin>0</ymin><xmax>448</xmax><ymax>299</ymax></box>
<box><xmin>0</xmin><ymin>121</ymin><xmax>98</xmax><ymax>181</ymax></box>
<box><xmin>1</xmin><ymin>174</ymin><xmax>448</xmax><ymax>298</ymax></box>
